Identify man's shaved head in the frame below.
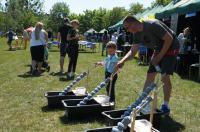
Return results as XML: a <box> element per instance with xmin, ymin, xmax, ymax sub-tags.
<box><xmin>123</xmin><ymin>15</ymin><xmax>139</xmax><ymax>24</ymax></box>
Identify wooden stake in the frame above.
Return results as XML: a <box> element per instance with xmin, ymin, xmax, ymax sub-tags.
<box><xmin>150</xmin><ymin>89</ymin><xmax>158</xmax><ymax>125</ymax></box>
<box><xmin>130</xmin><ymin>109</ymin><xmax>137</xmax><ymax>132</ymax></box>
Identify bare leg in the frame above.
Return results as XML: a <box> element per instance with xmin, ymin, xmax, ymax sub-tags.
<box><xmin>32</xmin><ymin>60</ymin><xmax>37</xmax><ymax>71</ymax></box>
<box><xmin>24</xmin><ymin>39</ymin><xmax>28</xmax><ymax>49</ymax></box>
<box><xmin>162</xmin><ymin>75</ymin><xmax>172</xmax><ymax>103</ymax></box>
<box><xmin>143</xmin><ymin>72</ymin><xmax>157</xmax><ymax>91</ymax></box>
<box><xmin>37</xmin><ymin>62</ymin><xmax>43</xmax><ymax>72</ymax></box>
<box><xmin>15</xmin><ymin>40</ymin><xmax>18</xmax><ymax>48</ymax></box>
<box><xmin>141</xmin><ymin>72</ymin><xmax>157</xmax><ymax>113</ymax></box>
<box><xmin>60</xmin><ymin>56</ymin><xmax>65</xmax><ymax>72</ymax></box>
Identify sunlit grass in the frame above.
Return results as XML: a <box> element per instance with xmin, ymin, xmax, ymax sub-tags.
<box><xmin>0</xmin><ymin>38</ymin><xmax>199</xmax><ymax>132</ymax></box>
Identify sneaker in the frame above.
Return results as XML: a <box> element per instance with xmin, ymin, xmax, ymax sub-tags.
<box><xmin>67</xmin><ymin>74</ymin><xmax>75</xmax><ymax>80</ymax></box>
<box><xmin>109</xmin><ymin>102</ymin><xmax>115</xmax><ymax>106</ymax></box>
<box><xmin>46</xmin><ymin>66</ymin><xmax>50</xmax><ymax>72</ymax></box>
<box><xmin>160</xmin><ymin>104</ymin><xmax>170</xmax><ymax>115</ymax></box>
<box><xmin>32</xmin><ymin>70</ymin><xmax>39</xmax><ymax>76</ymax></box>
<box><xmin>58</xmin><ymin>71</ymin><xmax>64</xmax><ymax>75</ymax></box>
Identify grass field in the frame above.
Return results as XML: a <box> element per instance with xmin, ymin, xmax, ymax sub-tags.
<box><xmin>0</xmin><ymin>38</ymin><xmax>200</xmax><ymax>132</ymax></box>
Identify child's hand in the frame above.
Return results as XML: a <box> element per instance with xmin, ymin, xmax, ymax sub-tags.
<box><xmin>95</xmin><ymin>62</ymin><xmax>103</xmax><ymax>67</ymax></box>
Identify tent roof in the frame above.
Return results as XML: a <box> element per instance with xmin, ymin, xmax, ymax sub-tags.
<box><xmin>156</xmin><ymin>0</ymin><xmax>200</xmax><ymax>19</ymax></box>
<box><xmin>108</xmin><ymin>20</ymin><xmax>123</xmax><ymax>30</ymax></box>
<box><xmin>108</xmin><ymin>5</ymin><xmax>163</xmax><ymax>30</ymax></box>
<box><xmin>140</xmin><ymin>5</ymin><xmax>164</xmax><ymax>20</ymax></box>
<box><xmin>86</xmin><ymin>28</ymin><xmax>97</xmax><ymax>34</ymax></box>
<box><xmin>99</xmin><ymin>29</ymin><xmax>108</xmax><ymax>34</ymax></box>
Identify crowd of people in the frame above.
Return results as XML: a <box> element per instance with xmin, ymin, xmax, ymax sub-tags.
<box><xmin>4</xmin><ymin>15</ymin><xmax>197</xmax><ymax>115</ymax></box>
<box><xmin>2</xmin><ymin>28</ymin><xmax>31</xmax><ymax>50</ymax></box>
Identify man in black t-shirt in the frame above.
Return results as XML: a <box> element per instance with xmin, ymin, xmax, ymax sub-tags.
<box><xmin>48</xmin><ymin>29</ymin><xmax>53</xmax><ymax>41</ymax></box>
<box><xmin>117</xmin><ymin>16</ymin><xmax>179</xmax><ymax>115</ymax></box>
<box><xmin>57</xmin><ymin>18</ymin><xmax>72</xmax><ymax>73</ymax></box>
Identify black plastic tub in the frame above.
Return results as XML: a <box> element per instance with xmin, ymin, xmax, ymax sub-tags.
<box><xmin>85</xmin><ymin>126</ymin><xmax>159</xmax><ymax>132</ymax></box>
<box><xmin>44</xmin><ymin>91</ymin><xmax>86</xmax><ymax>108</ymax></box>
<box><xmin>85</xmin><ymin>127</ymin><xmax>130</xmax><ymax>132</ymax></box>
<box><xmin>62</xmin><ymin>99</ymin><xmax>114</xmax><ymax>119</ymax></box>
<box><xmin>102</xmin><ymin>109</ymin><xmax>163</xmax><ymax>129</ymax></box>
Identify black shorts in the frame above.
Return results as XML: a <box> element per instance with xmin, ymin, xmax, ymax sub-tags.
<box><xmin>30</xmin><ymin>45</ymin><xmax>44</xmax><ymax>62</ymax></box>
<box><xmin>60</xmin><ymin>42</ymin><xmax>68</xmax><ymax>57</ymax></box>
<box><xmin>148</xmin><ymin>55</ymin><xmax>177</xmax><ymax>75</ymax></box>
<box><xmin>7</xmin><ymin>39</ymin><xmax>13</xmax><ymax>45</ymax></box>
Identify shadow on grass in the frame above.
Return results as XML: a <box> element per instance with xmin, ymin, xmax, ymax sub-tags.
<box><xmin>3</xmin><ymin>48</ymin><xmax>17</xmax><ymax>51</ymax></box>
<box><xmin>59</xmin><ymin>115</ymin><xmax>105</xmax><ymax>125</ymax></box>
<box><xmin>59</xmin><ymin>77</ymin><xmax>74</xmax><ymax>82</ymax></box>
<box><xmin>18</xmin><ymin>72</ymin><xmax>44</xmax><ymax>78</ymax></box>
<box><xmin>160</xmin><ymin>116</ymin><xmax>185</xmax><ymax>132</ymax></box>
<box><xmin>49</xmin><ymin>72</ymin><xmax>67</xmax><ymax>76</ymax></box>
<box><xmin>49</xmin><ymin>49</ymin><xmax>59</xmax><ymax>52</ymax></box>
<box><xmin>79</xmin><ymin>51</ymin><xmax>97</xmax><ymax>54</ymax></box>
<box><xmin>49</xmin><ymin>72</ymin><xmax>72</xmax><ymax>82</ymax></box>
<box><xmin>41</xmin><ymin>106</ymin><xmax>64</xmax><ymax>112</ymax></box>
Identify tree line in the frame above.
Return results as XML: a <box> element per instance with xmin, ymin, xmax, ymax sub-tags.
<box><xmin>0</xmin><ymin>0</ymin><xmax>171</xmax><ymax>34</ymax></box>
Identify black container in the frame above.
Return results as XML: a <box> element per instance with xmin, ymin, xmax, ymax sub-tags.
<box><xmin>85</xmin><ymin>126</ymin><xmax>159</xmax><ymax>132</ymax></box>
<box><xmin>62</xmin><ymin>99</ymin><xmax>114</xmax><ymax>119</ymax></box>
<box><xmin>102</xmin><ymin>109</ymin><xmax>163</xmax><ymax>129</ymax></box>
<box><xmin>85</xmin><ymin>127</ymin><xmax>130</xmax><ymax>132</ymax></box>
<box><xmin>44</xmin><ymin>91</ymin><xmax>86</xmax><ymax>108</ymax></box>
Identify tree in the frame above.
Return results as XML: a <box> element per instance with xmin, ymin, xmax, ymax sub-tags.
<box><xmin>151</xmin><ymin>0</ymin><xmax>172</xmax><ymax>7</ymax></box>
<box><xmin>69</xmin><ymin>13</ymin><xmax>79</xmax><ymax>20</ymax></box>
<box><xmin>92</xmin><ymin>8</ymin><xmax>107</xmax><ymax>31</ymax></box>
<box><xmin>78</xmin><ymin>10</ymin><xmax>96</xmax><ymax>33</ymax></box>
<box><xmin>129</xmin><ymin>2</ymin><xmax>144</xmax><ymax>15</ymax></box>
<box><xmin>104</xmin><ymin>7</ymin><xmax>128</xmax><ymax>28</ymax></box>
<box><xmin>17</xmin><ymin>0</ymin><xmax>44</xmax><ymax>14</ymax></box>
<box><xmin>0</xmin><ymin>0</ymin><xmax>3</xmax><ymax>11</ymax></box>
<box><xmin>2</xmin><ymin>0</ymin><xmax>44</xmax><ymax>31</ymax></box>
<box><xmin>47</xmin><ymin>2</ymin><xmax>70</xmax><ymax>32</ymax></box>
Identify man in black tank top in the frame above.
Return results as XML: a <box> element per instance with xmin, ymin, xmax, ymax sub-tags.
<box><xmin>57</xmin><ymin>18</ymin><xmax>72</xmax><ymax>73</ymax></box>
<box><xmin>117</xmin><ymin>16</ymin><xmax>180</xmax><ymax>115</ymax></box>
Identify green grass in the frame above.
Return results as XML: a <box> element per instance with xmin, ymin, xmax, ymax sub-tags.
<box><xmin>0</xmin><ymin>38</ymin><xmax>199</xmax><ymax>132</ymax></box>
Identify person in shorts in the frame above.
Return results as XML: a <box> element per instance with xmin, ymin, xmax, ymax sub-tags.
<box><xmin>57</xmin><ymin>18</ymin><xmax>72</xmax><ymax>74</ymax></box>
<box><xmin>117</xmin><ymin>16</ymin><xmax>179</xmax><ymax>115</ymax></box>
<box><xmin>4</xmin><ymin>28</ymin><xmax>15</xmax><ymax>50</ymax></box>
<box><xmin>30</xmin><ymin>22</ymin><xmax>48</xmax><ymax>75</ymax></box>
<box><xmin>101</xmin><ymin>31</ymin><xmax>110</xmax><ymax>56</ymax></box>
<box><xmin>22</xmin><ymin>29</ymin><xmax>29</xmax><ymax>49</ymax></box>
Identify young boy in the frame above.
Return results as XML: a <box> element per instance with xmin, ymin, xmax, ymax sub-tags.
<box><xmin>95</xmin><ymin>41</ymin><xmax>119</xmax><ymax>104</ymax></box>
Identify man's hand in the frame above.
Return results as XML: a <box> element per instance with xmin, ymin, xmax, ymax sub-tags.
<box><xmin>150</xmin><ymin>55</ymin><xmax>162</xmax><ymax>66</ymax></box>
<box><xmin>116</xmin><ymin>60</ymin><xmax>124</xmax><ymax>69</ymax></box>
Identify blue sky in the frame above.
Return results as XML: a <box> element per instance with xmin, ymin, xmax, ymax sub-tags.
<box><xmin>2</xmin><ymin>0</ymin><xmax>154</xmax><ymax>14</ymax></box>
<box><xmin>45</xmin><ymin>0</ymin><xmax>154</xmax><ymax>13</ymax></box>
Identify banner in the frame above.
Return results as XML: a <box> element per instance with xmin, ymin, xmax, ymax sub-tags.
<box><xmin>170</xmin><ymin>13</ymin><xmax>179</xmax><ymax>34</ymax></box>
